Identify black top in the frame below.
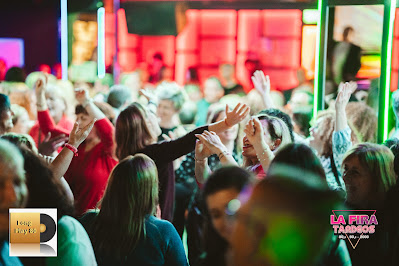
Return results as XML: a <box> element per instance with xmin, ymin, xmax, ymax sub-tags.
<box><xmin>140</xmin><ymin>126</ymin><xmax>208</xmax><ymax>221</ymax></box>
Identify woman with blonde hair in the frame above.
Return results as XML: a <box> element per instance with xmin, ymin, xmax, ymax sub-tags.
<box><xmin>341</xmin><ymin>143</ymin><xmax>397</xmax><ymax>265</ymax></box>
<box><xmin>81</xmin><ymin>154</ymin><xmax>188</xmax><ymax>265</ymax></box>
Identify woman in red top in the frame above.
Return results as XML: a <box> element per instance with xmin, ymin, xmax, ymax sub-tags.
<box><xmin>35</xmin><ymin>78</ymin><xmax>117</xmax><ymax>216</ymax></box>
<box><xmin>30</xmin><ymin>81</ymin><xmax>73</xmax><ymax>154</ymax></box>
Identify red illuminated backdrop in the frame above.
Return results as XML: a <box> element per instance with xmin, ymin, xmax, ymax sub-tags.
<box><xmin>105</xmin><ymin>9</ymin><xmax>303</xmax><ymax>91</ymax></box>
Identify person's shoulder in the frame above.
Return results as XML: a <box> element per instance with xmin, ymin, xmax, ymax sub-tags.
<box><xmin>147</xmin><ymin>216</ymin><xmax>176</xmax><ymax>233</ymax></box>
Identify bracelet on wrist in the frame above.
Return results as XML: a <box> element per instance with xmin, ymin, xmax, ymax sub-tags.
<box><xmin>64</xmin><ymin>143</ymin><xmax>78</xmax><ymax>157</ymax></box>
<box><xmin>194</xmin><ymin>157</ymin><xmax>207</xmax><ymax>162</ymax></box>
<box><xmin>218</xmin><ymin>151</ymin><xmax>231</xmax><ymax>159</ymax></box>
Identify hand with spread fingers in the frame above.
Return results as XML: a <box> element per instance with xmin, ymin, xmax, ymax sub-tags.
<box><xmin>243</xmin><ymin>117</ymin><xmax>266</xmax><ymax>147</ymax></box>
<box><xmin>335</xmin><ymin>81</ymin><xmax>356</xmax><ymax>132</ymax></box>
<box><xmin>195</xmin><ymin>130</ymin><xmax>226</xmax><ymax>155</ymax></box>
<box><xmin>195</xmin><ymin>139</ymin><xmax>213</xmax><ymax>161</ymax></box>
<box><xmin>225</xmin><ymin>103</ymin><xmax>250</xmax><ymax>128</ymax></box>
<box><xmin>251</xmin><ymin>70</ymin><xmax>273</xmax><ymax>109</ymax></box>
<box><xmin>68</xmin><ymin>119</ymin><xmax>97</xmax><ymax>149</ymax></box>
<box><xmin>38</xmin><ymin>133</ymin><xmax>69</xmax><ymax>156</ymax></box>
<box><xmin>75</xmin><ymin>88</ymin><xmax>91</xmax><ymax>106</ymax></box>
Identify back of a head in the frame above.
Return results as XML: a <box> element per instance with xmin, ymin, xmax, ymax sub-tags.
<box><xmin>233</xmin><ymin>166</ymin><xmax>342</xmax><ymax>266</ymax></box>
<box><xmin>384</xmin><ymin>138</ymin><xmax>399</xmax><ymax>177</ymax></box>
<box><xmin>179</xmin><ymin>101</ymin><xmax>197</xmax><ymax>125</ymax></box>
<box><xmin>259</xmin><ymin>108</ymin><xmax>294</xmax><ymax>142</ymax></box>
<box><xmin>94</xmin><ymin>154</ymin><xmax>158</xmax><ymax>258</ymax></box>
<box><xmin>0</xmin><ymin>138</ymin><xmax>25</xmax><ymax>183</ymax></box>
<box><xmin>5</xmin><ymin>67</ymin><xmax>26</xmax><ymax>82</ymax></box>
<box><xmin>0</xmin><ymin>93</ymin><xmax>10</xmax><ymax>113</ymax></box>
<box><xmin>156</xmin><ymin>82</ymin><xmax>185</xmax><ymax>112</ymax></box>
<box><xmin>107</xmin><ymin>85</ymin><xmax>132</xmax><ymax>109</ymax></box>
<box><xmin>115</xmin><ymin>103</ymin><xmax>153</xmax><ymax>160</ymax></box>
<box><xmin>18</xmin><ymin>147</ymin><xmax>74</xmax><ymax>219</ymax></box>
<box><xmin>1</xmin><ymin>133</ymin><xmax>37</xmax><ymax>153</ymax></box>
<box><xmin>269</xmin><ymin>143</ymin><xmax>326</xmax><ymax>181</ymax></box>
<box><xmin>256</xmin><ymin>114</ymin><xmax>293</xmax><ymax>149</ymax></box>
<box><xmin>0</xmin><ymin>139</ymin><xmax>26</xmax><ymax>237</ymax></box>
<box><xmin>203</xmin><ymin>166</ymin><xmax>253</xmax><ymax>198</ymax></box>
<box><xmin>346</xmin><ymin>102</ymin><xmax>377</xmax><ymax>143</ymax></box>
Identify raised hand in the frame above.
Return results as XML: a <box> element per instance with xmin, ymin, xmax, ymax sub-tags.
<box><xmin>139</xmin><ymin>88</ymin><xmax>157</xmax><ymax>103</ymax></box>
<box><xmin>225</xmin><ymin>103</ymin><xmax>250</xmax><ymax>127</ymax></box>
<box><xmin>68</xmin><ymin>119</ymin><xmax>96</xmax><ymax>148</ymax></box>
<box><xmin>195</xmin><ymin>139</ymin><xmax>213</xmax><ymax>161</ymax></box>
<box><xmin>38</xmin><ymin>132</ymin><xmax>69</xmax><ymax>156</ymax></box>
<box><xmin>251</xmin><ymin>70</ymin><xmax>270</xmax><ymax>96</ymax></box>
<box><xmin>243</xmin><ymin>117</ymin><xmax>265</xmax><ymax>147</ymax></box>
<box><xmin>34</xmin><ymin>75</ymin><xmax>48</xmax><ymax>110</ymax></box>
<box><xmin>195</xmin><ymin>130</ymin><xmax>227</xmax><ymax>155</ymax></box>
<box><xmin>251</xmin><ymin>70</ymin><xmax>274</xmax><ymax>109</ymax></box>
<box><xmin>75</xmin><ymin>88</ymin><xmax>90</xmax><ymax>106</ymax></box>
<box><xmin>335</xmin><ymin>82</ymin><xmax>357</xmax><ymax>111</ymax></box>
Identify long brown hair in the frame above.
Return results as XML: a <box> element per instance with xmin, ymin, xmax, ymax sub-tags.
<box><xmin>92</xmin><ymin>154</ymin><xmax>159</xmax><ymax>259</ymax></box>
<box><xmin>115</xmin><ymin>103</ymin><xmax>153</xmax><ymax>160</ymax></box>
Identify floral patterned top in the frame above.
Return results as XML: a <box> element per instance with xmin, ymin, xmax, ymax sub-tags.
<box><xmin>330</xmin><ymin>126</ymin><xmax>352</xmax><ymax>192</ymax></box>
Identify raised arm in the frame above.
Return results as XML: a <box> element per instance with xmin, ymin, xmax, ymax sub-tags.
<box><xmin>252</xmin><ymin>70</ymin><xmax>273</xmax><ymax>109</ymax></box>
<box><xmin>194</xmin><ymin>140</ymin><xmax>212</xmax><ymax>185</ymax></box>
<box><xmin>245</xmin><ymin>117</ymin><xmax>275</xmax><ymax>172</ymax></box>
<box><xmin>335</xmin><ymin>82</ymin><xmax>356</xmax><ymax>132</ymax></box>
<box><xmin>195</xmin><ymin>131</ymin><xmax>238</xmax><ymax>166</ymax></box>
<box><xmin>50</xmin><ymin>119</ymin><xmax>96</xmax><ymax>180</ymax></box>
<box><xmin>35</xmin><ymin>77</ymin><xmax>70</xmax><ymax>136</ymax></box>
<box><xmin>145</xmin><ymin>103</ymin><xmax>249</xmax><ymax>163</ymax></box>
<box><xmin>207</xmin><ymin>103</ymin><xmax>250</xmax><ymax>133</ymax></box>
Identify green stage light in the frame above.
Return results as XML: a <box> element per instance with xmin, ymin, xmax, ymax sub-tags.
<box><xmin>303</xmin><ymin>9</ymin><xmax>319</xmax><ymax>24</ymax></box>
<box><xmin>313</xmin><ymin>0</ymin><xmax>324</xmax><ymax>118</ymax></box>
<box><xmin>382</xmin><ymin>0</ymin><xmax>397</xmax><ymax>141</ymax></box>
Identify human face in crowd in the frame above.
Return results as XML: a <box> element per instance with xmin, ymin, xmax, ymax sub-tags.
<box><xmin>46</xmin><ymin>90</ymin><xmax>66</xmax><ymax>123</ymax></box>
<box><xmin>308</xmin><ymin>117</ymin><xmax>325</xmax><ymax>153</ymax></box>
<box><xmin>0</xmin><ymin>162</ymin><xmax>27</xmax><ymax>237</ymax></box>
<box><xmin>242</xmin><ymin>120</ymin><xmax>274</xmax><ymax>159</ymax></box>
<box><xmin>206</xmin><ymin>188</ymin><xmax>240</xmax><ymax>243</ymax></box>
<box><xmin>76</xmin><ymin>113</ymin><xmax>97</xmax><ymax>141</ymax></box>
<box><xmin>146</xmin><ymin>109</ymin><xmax>162</xmax><ymax>139</ymax></box>
<box><xmin>204</xmin><ymin>79</ymin><xmax>224</xmax><ymax>104</ymax></box>
<box><xmin>0</xmin><ymin>108</ymin><xmax>14</xmax><ymax>135</ymax></box>
<box><xmin>157</xmin><ymin>99</ymin><xmax>177</xmax><ymax>124</ymax></box>
<box><xmin>342</xmin><ymin>156</ymin><xmax>374</xmax><ymax>208</ymax></box>
<box><xmin>11</xmin><ymin>111</ymin><xmax>30</xmax><ymax>135</ymax></box>
<box><xmin>216</xmin><ymin>112</ymin><xmax>238</xmax><ymax>143</ymax></box>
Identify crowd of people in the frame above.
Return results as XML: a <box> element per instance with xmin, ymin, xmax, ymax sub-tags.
<box><xmin>0</xmin><ymin>61</ymin><xmax>398</xmax><ymax>266</ymax></box>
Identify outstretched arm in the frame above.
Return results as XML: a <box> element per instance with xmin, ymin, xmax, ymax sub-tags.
<box><xmin>50</xmin><ymin>119</ymin><xmax>96</xmax><ymax>180</ymax></box>
<box><xmin>208</xmin><ymin>103</ymin><xmax>250</xmax><ymax>133</ymax></box>
<box><xmin>245</xmin><ymin>117</ymin><xmax>275</xmax><ymax>172</ymax></box>
<box><xmin>335</xmin><ymin>82</ymin><xmax>356</xmax><ymax>132</ymax></box>
<box><xmin>252</xmin><ymin>70</ymin><xmax>273</xmax><ymax>109</ymax></box>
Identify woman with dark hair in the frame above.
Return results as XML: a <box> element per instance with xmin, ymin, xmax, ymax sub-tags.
<box><xmin>174</xmin><ymin>104</ymin><xmax>243</xmax><ymax>237</ymax></box>
<box><xmin>195</xmin><ymin>114</ymin><xmax>292</xmax><ymax>180</ymax></box>
<box><xmin>190</xmin><ymin>166</ymin><xmax>253</xmax><ymax>266</ymax></box>
<box><xmin>81</xmin><ymin>154</ymin><xmax>187</xmax><ymax>265</ymax></box>
<box><xmin>268</xmin><ymin>143</ymin><xmax>326</xmax><ymax>180</ymax></box>
<box><xmin>16</xmin><ymin>148</ymin><xmax>97</xmax><ymax>266</ymax></box>
<box><xmin>115</xmin><ymin>102</ymin><xmax>249</xmax><ymax>221</ymax></box>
